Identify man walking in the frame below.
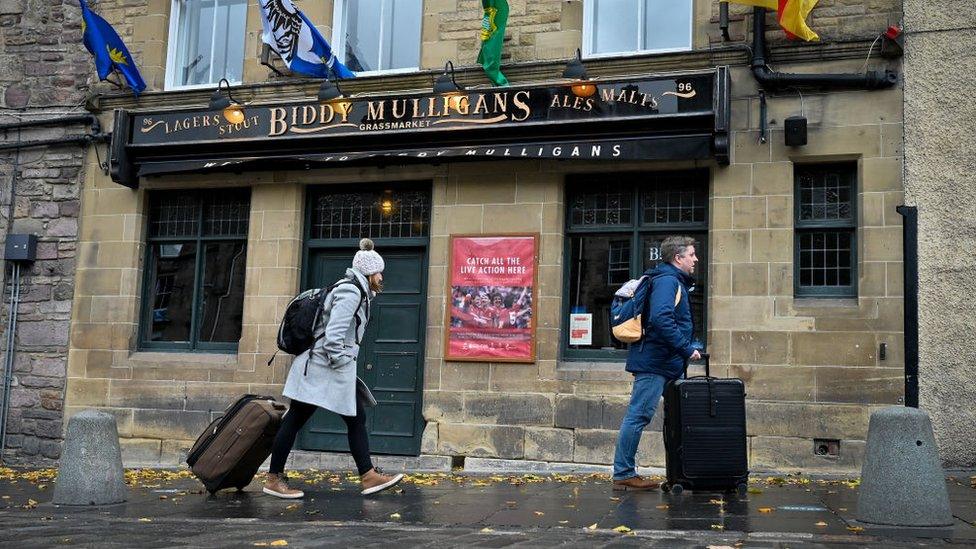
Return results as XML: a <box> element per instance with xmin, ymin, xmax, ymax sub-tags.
<box><xmin>612</xmin><ymin>235</ymin><xmax>701</xmax><ymax>491</ymax></box>
<box><xmin>264</xmin><ymin>238</ymin><xmax>403</xmax><ymax>499</ymax></box>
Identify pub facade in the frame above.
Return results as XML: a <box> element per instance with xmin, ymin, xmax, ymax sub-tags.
<box><xmin>63</xmin><ymin>0</ymin><xmax>907</xmax><ymax>471</ymax></box>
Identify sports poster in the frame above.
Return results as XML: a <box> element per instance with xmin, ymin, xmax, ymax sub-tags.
<box><xmin>446</xmin><ymin>234</ymin><xmax>538</xmax><ymax>363</ymax></box>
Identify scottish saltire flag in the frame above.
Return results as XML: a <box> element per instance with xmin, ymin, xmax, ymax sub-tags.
<box><xmin>260</xmin><ymin>0</ymin><xmax>355</xmax><ymax>79</ymax></box>
<box><xmin>78</xmin><ymin>0</ymin><xmax>147</xmax><ymax>96</ymax></box>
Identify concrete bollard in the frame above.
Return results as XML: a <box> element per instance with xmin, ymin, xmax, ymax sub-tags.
<box><xmin>52</xmin><ymin>410</ymin><xmax>127</xmax><ymax>506</ymax></box>
<box><xmin>856</xmin><ymin>406</ymin><xmax>952</xmax><ymax>528</ymax></box>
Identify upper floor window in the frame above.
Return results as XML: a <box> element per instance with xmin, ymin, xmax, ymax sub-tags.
<box><xmin>166</xmin><ymin>0</ymin><xmax>248</xmax><ymax>89</ymax></box>
<box><xmin>332</xmin><ymin>0</ymin><xmax>422</xmax><ymax>74</ymax></box>
<box><xmin>583</xmin><ymin>0</ymin><xmax>693</xmax><ymax>58</ymax></box>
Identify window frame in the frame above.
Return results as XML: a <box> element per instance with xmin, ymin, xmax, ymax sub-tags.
<box><xmin>138</xmin><ymin>189</ymin><xmax>251</xmax><ymax>353</ymax></box>
<box><xmin>561</xmin><ymin>171</ymin><xmax>709</xmax><ymax>362</ymax></box>
<box><xmin>331</xmin><ymin>0</ymin><xmax>422</xmax><ymax>77</ymax></box>
<box><xmin>164</xmin><ymin>0</ymin><xmax>247</xmax><ymax>91</ymax></box>
<box><xmin>581</xmin><ymin>0</ymin><xmax>695</xmax><ymax>60</ymax></box>
<box><xmin>793</xmin><ymin>162</ymin><xmax>859</xmax><ymax>298</ymax></box>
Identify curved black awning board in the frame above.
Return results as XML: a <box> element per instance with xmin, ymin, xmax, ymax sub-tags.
<box><xmin>110</xmin><ymin>67</ymin><xmax>730</xmax><ymax>188</ymax></box>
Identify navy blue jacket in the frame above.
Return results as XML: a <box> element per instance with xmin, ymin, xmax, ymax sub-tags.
<box><xmin>625</xmin><ymin>262</ymin><xmax>695</xmax><ymax>379</ymax></box>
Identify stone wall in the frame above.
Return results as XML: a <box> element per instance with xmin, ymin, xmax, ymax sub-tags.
<box><xmin>902</xmin><ymin>1</ymin><xmax>976</xmax><ymax>467</ymax></box>
<box><xmin>0</xmin><ymin>0</ymin><xmax>95</xmax><ymax>464</ymax></box>
<box><xmin>59</xmin><ymin>0</ymin><xmax>913</xmax><ymax>471</ymax></box>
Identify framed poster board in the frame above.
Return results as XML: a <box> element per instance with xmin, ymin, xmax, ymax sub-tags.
<box><xmin>445</xmin><ymin>234</ymin><xmax>539</xmax><ymax>363</ymax></box>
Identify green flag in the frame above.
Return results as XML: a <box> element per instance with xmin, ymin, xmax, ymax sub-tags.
<box><xmin>477</xmin><ymin>0</ymin><xmax>509</xmax><ymax>86</ymax></box>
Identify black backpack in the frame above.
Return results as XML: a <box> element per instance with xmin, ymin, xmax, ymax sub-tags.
<box><xmin>266</xmin><ymin>278</ymin><xmax>367</xmax><ymax>365</ymax></box>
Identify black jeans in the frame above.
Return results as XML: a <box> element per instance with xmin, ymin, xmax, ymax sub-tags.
<box><xmin>269</xmin><ymin>397</ymin><xmax>373</xmax><ymax>476</ymax></box>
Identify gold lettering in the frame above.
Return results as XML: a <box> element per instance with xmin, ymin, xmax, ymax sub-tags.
<box><xmin>584</xmin><ymin>98</ymin><xmax>594</xmax><ymax>112</ymax></box>
<box><xmin>549</xmin><ymin>95</ymin><xmax>561</xmax><ymax>108</ymax></box>
<box><xmin>269</xmin><ymin>107</ymin><xmax>288</xmax><ymax>136</ymax></box>
<box><xmin>202</xmin><ymin>116</ymin><xmax>211</xmax><ymax>127</ymax></box>
<box><xmin>301</xmin><ymin>105</ymin><xmax>317</xmax><ymax>125</ymax></box>
<box><xmin>493</xmin><ymin>92</ymin><xmax>507</xmax><ymax>113</ymax></box>
<box><xmin>392</xmin><ymin>99</ymin><xmax>407</xmax><ymax>119</ymax></box>
<box><xmin>367</xmin><ymin>101</ymin><xmax>385</xmax><ymax>121</ymax></box>
<box><xmin>454</xmin><ymin>96</ymin><xmax>470</xmax><ymax>115</ymax></box>
<box><xmin>290</xmin><ymin>106</ymin><xmax>299</xmax><ymax>127</ymax></box>
<box><xmin>192</xmin><ymin>116</ymin><xmax>199</xmax><ymax>128</ymax></box>
<box><xmin>319</xmin><ymin>104</ymin><xmax>334</xmax><ymax>125</ymax></box>
<box><xmin>601</xmin><ymin>88</ymin><xmax>615</xmax><ymax>102</ymax></box>
<box><xmin>441</xmin><ymin>95</ymin><xmax>452</xmax><ymax>116</ymax></box>
<box><xmin>412</xmin><ymin>98</ymin><xmax>422</xmax><ymax>118</ymax></box>
<box><xmin>616</xmin><ymin>89</ymin><xmax>628</xmax><ymax>102</ymax></box>
<box><xmin>511</xmin><ymin>90</ymin><xmax>531</xmax><ymax>122</ymax></box>
<box><xmin>473</xmin><ymin>94</ymin><xmax>490</xmax><ymax>114</ymax></box>
<box><xmin>572</xmin><ymin>96</ymin><xmax>584</xmax><ymax>109</ymax></box>
<box><xmin>426</xmin><ymin>97</ymin><xmax>436</xmax><ymax>118</ymax></box>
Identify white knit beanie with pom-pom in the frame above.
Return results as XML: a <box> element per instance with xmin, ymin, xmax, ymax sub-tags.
<box><xmin>352</xmin><ymin>238</ymin><xmax>385</xmax><ymax>276</ymax></box>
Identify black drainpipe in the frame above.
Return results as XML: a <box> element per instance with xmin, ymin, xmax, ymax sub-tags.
<box><xmin>750</xmin><ymin>8</ymin><xmax>898</xmax><ymax>90</ymax></box>
<box><xmin>896</xmin><ymin>205</ymin><xmax>919</xmax><ymax>408</ymax></box>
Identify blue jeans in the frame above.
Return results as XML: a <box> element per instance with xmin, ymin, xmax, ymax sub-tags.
<box><xmin>613</xmin><ymin>372</ymin><xmax>668</xmax><ymax>480</ymax></box>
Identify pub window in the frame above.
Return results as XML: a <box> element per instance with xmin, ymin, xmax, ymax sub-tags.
<box><xmin>582</xmin><ymin>0</ymin><xmax>693</xmax><ymax>58</ymax></box>
<box><xmin>140</xmin><ymin>189</ymin><xmax>250</xmax><ymax>351</ymax></box>
<box><xmin>332</xmin><ymin>0</ymin><xmax>422</xmax><ymax>74</ymax></box>
<box><xmin>564</xmin><ymin>172</ymin><xmax>708</xmax><ymax>361</ymax></box>
<box><xmin>794</xmin><ymin>163</ymin><xmax>858</xmax><ymax>298</ymax></box>
<box><xmin>165</xmin><ymin>0</ymin><xmax>248</xmax><ymax>89</ymax></box>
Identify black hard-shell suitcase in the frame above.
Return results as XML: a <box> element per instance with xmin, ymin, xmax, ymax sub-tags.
<box><xmin>662</xmin><ymin>354</ymin><xmax>749</xmax><ymax>494</ymax></box>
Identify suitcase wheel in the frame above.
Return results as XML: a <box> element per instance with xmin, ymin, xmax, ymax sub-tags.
<box><xmin>663</xmin><ymin>482</ymin><xmax>684</xmax><ymax>495</ymax></box>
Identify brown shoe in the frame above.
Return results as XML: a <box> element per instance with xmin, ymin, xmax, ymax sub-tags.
<box><xmin>612</xmin><ymin>476</ymin><xmax>661</xmax><ymax>491</ymax></box>
<box><xmin>360</xmin><ymin>468</ymin><xmax>404</xmax><ymax>495</ymax></box>
<box><xmin>262</xmin><ymin>472</ymin><xmax>304</xmax><ymax>499</ymax></box>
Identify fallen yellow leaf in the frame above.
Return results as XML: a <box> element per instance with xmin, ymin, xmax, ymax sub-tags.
<box><xmin>710</xmin><ymin>524</ymin><xmax>724</xmax><ymax>530</ymax></box>
<box><xmin>25</xmin><ymin>499</ymin><xmax>38</xmax><ymax>509</ymax></box>
<box><xmin>558</xmin><ymin>520</ymin><xmax>569</xmax><ymax>524</ymax></box>
<box><xmin>480</xmin><ymin>527</ymin><xmax>494</xmax><ymax>533</ymax></box>
<box><xmin>253</xmin><ymin>543</ymin><xmax>268</xmax><ymax>547</ymax></box>
<box><xmin>758</xmin><ymin>507</ymin><xmax>773</xmax><ymax>513</ymax></box>
<box><xmin>270</xmin><ymin>542</ymin><xmax>288</xmax><ymax>547</ymax></box>
<box><xmin>815</xmin><ymin>521</ymin><xmax>828</xmax><ymax>527</ymax></box>
<box><xmin>747</xmin><ymin>487</ymin><xmax>763</xmax><ymax>494</ymax></box>
<box><xmin>847</xmin><ymin>526</ymin><xmax>864</xmax><ymax>533</ymax></box>
<box><xmin>655</xmin><ymin>504</ymin><xmax>669</xmax><ymax>510</ymax></box>
<box><xmin>612</xmin><ymin>525</ymin><xmax>632</xmax><ymax>533</ymax></box>
<box><xmin>533</xmin><ymin>511</ymin><xmax>544</xmax><ymax>516</ymax></box>
<box><xmin>609</xmin><ymin>496</ymin><xmax>620</xmax><ymax>501</ymax></box>
<box><xmin>389</xmin><ymin>513</ymin><xmax>401</xmax><ymax>519</ymax></box>
<box><xmin>587</xmin><ymin>522</ymin><xmax>598</xmax><ymax>530</ymax></box>
<box><xmin>138</xmin><ymin>518</ymin><xmax>152</xmax><ymax>522</ymax></box>
<box><xmin>709</xmin><ymin>499</ymin><xmax>724</xmax><ymax>505</ymax></box>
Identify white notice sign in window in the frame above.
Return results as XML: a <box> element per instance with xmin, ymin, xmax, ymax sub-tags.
<box><xmin>569</xmin><ymin>314</ymin><xmax>593</xmax><ymax>346</ymax></box>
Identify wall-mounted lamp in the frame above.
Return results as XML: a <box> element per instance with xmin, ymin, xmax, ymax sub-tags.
<box><xmin>318</xmin><ymin>75</ymin><xmax>352</xmax><ymax>115</ymax></box>
<box><xmin>208</xmin><ymin>78</ymin><xmax>245</xmax><ymax>124</ymax></box>
<box><xmin>433</xmin><ymin>61</ymin><xmax>466</xmax><ymax>112</ymax></box>
<box><xmin>563</xmin><ymin>49</ymin><xmax>596</xmax><ymax>98</ymax></box>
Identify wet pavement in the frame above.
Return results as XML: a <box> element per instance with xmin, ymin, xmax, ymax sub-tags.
<box><xmin>0</xmin><ymin>467</ymin><xmax>974</xmax><ymax>547</ymax></box>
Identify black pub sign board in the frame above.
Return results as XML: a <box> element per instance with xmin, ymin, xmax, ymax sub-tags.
<box><xmin>110</xmin><ymin>67</ymin><xmax>730</xmax><ymax>187</ymax></box>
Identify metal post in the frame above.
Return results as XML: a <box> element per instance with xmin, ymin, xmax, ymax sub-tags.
<box><xmin>896</xmin><ymin>205</ymin><xmax>919</xmax><ymax>408</ymax></box>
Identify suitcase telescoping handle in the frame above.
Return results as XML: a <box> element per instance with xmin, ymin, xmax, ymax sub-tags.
<box><xmin>683</xmin><ymin>352</ymin><xmax>710</xmax><ymax>379</ymax></box>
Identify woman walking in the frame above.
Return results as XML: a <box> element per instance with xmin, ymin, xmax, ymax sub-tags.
<box><xmin>264</xmin><ymin>238</ymin><xmax>403</xmax><ymax>499</ymax></box>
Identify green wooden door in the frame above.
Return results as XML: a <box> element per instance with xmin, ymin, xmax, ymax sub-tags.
<box><xmin>297</xmin><ymin>247</ymin><xmax>428</xmax><ymax>455</ymax></box>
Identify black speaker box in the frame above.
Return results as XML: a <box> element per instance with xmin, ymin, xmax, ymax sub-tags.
<box><xmin>785</xmin><ymin>116</ymin><xmax>807</xmax><ymax>147</ymax></box>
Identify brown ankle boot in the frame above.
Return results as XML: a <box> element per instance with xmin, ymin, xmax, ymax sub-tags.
<box><xmin>360</xmin><ymin>468</ymin><xmax>404</xmax><ymax>495</ymax></box>
<box><xmin>612</xmin><ymin>475</ymin><xmax>661</xmax><ymax>491</ymax></box>
<box><xmin>262</xmin><ymin>472</ymin><xmax>304</xmax><ymax>499</ymax></box>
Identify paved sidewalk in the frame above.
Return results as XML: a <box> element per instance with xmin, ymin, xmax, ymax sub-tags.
<box><xmin>0</xmin><ymin>467</ymin><xmax>974</xmax><ymax>547</ymax></box>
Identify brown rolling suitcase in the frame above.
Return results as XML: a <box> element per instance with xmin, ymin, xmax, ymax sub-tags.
<box><xmin>186</xmin><ymin>394</ymin><xmax>287</xmax><ymax>494</ymax></box>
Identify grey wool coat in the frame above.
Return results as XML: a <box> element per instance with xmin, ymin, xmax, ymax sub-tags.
<box><xmin>283</xmin><ymin>268</ymin><xmax>372</xmax><ymax>416</ymax></box>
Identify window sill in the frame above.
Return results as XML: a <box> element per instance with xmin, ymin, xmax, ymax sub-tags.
<box><xmin>557</xmin><ymin>361</ymin><xmax>631</xmax><ymax>382</ymax></box>
<box><xmin>791</xmin><ymin>297</ymin><xmax>860</xmax><ymax>309</ymax></box>
<box><xmin>127</xmin><ymin>351</ymin><xmax>238</xmax><ymax>369</ymax></box>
